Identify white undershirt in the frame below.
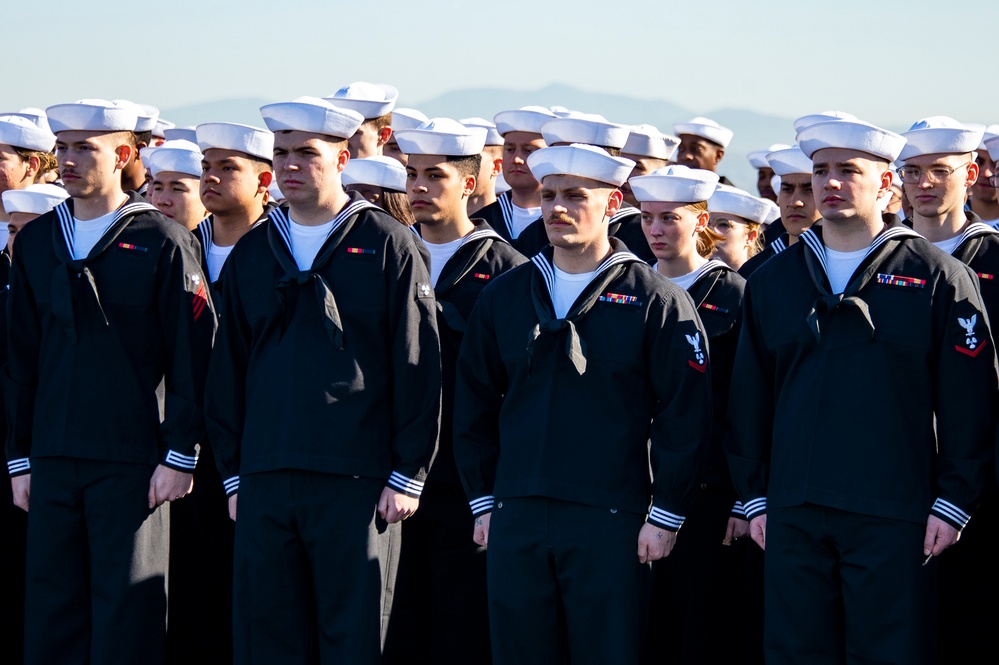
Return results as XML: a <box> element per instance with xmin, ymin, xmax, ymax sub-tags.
<box><xmin>668</xmin><ymin>268</ymin><xmax>700</xmax><ymax>291</ymax></box>
<box><xmin>72</xmin><ymin>210</ymin><xmax>118</xmax><ymax>260</ymax></box>
<box><xmin>423</xmin><ymin>237</ymin><xmax>464</xmax><ymax>287</ymax></box>
<box><xmin>207</xmin><ymin>242</ymin><xmax>235</xmax><ymax>282</ymax></box>
<box><xmin>510</xmin><ymin>203</ymin><xmax>541</xmax><ymax>239</ymax></box>
<box><xmin>825</xmin><ymin>246</ymin><xmax>868</xmax><ymax>294</ymax></box>
<box><xmin>289</xmin><ymin>216</ymin><xmax>336</xmax><ymax>270</ymax></box>
<box><xmin>932</xmin><ymin>235</ymin><xmax>963</xmax><ymax>256</ymax></box>
<box><xmin>552</xmin><ymin>266</ymin><xmax>596</xmax><ymax>318</ymax></box>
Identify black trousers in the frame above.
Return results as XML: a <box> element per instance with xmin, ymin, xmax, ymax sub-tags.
<box><xmin>765</xmin><ymin>504</ymin><xmax>937</xmax><ymax>665</ymax></box>
<box><xmin>1</xmin><ymin>464</ymin><xmax>28</xmax><ymax>665</ymax></box>
<box><xmin>383</xmin><ymin>481</ymin><xmax>491</xmax><ymax>665</ymax></box>
<box><xmin>24</xmin><ymin>457</ymin><xmax>167</xmax><ymax>665</ymax></box>
<box><xmin>233</xmin><ymin>470</ymin><xmax>393</xmax><ymax>665</ymax></box>
<box><xmin>487</xmin><ymin>497</ymin><xmax>652</xmax><ymax>665</ymax></box>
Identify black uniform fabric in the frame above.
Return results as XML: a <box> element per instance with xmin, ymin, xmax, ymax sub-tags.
<box><xmin>453</xmin><ymin>240</ymin><xmax>712</xmax><ymax>663</ymax></box>
<box><xmin>383</xmin><ymin>221</ymin><xmax>526</xmax><ymax>665</ymax></box>
<box><xmin>738</xmin><ymin>232</ymin><xmax>788</xmax><ymax>279</ymax></box>
<box><xmin>474</xmin><ymin>191</ymin><xmax>518</xmax><ymax>244</ymax></box>
<box><xmin>204</xmin><ymin>194</ymin><xmax>441</xmax><ymax>663</ymax></box>
<box><xmin>726</xmin><ymin>223</ymin><xmax>998</xmax><ymax>663</ymax></box>
<box><xmin>4</xmin><ymin>193</ymin><xmax>216</xmax><ymax>665</ymax></box>
<box><xmin>511</xmin><ymin>205</ymin><xmax>656</xmax><ymax>262</ymax></box>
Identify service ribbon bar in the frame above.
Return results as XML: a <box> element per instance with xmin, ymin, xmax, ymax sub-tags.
<box><xmin>701</xmin><ymin>303</ymin><xmax>730</xmax><ymax>314</ymax></box>
<box><xmin>346</xmin><ymin>247</ymin><xmax>376</xmax><ymax>255</ymax></box>
<box><xmin>977</xmin><ymin>273</ymin><xmax>994</xmax><ymax>281</ymax></box>
<box><xmin>598</xmin><ymin>292</ymin><xmax>642</xmax><ymax>306</ymax></box>
<box><xmin>877</xmin><ymin>273</ymin><xmax>926</xmax><ymax>288</ymax></box>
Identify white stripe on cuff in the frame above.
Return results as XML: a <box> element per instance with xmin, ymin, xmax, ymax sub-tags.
<box><xmin>648</xmin><ymin>506</ymin><xmax>684</xmax><ymax>530</ymax></box>
<box><xmin>7</xmin><ymin>458</ymin><xmax>30</xmax><ymax>475</ymax></box>
<box><xmin>932</xmin><ymin>498</ymin><xmax>971</xmax><ymax>528</ymax></box>
<box><xmin>388</xmin><ymin>472</ymin><xmax>425</xmax><ymax>496</ymax></box>
<box><xmin>165</xmin><ymin>450</ymin><xmax>198</xmax><ymax>470</ymax></box>
<box><xmin>469</xmin><ymin>495</ymin><xmax>495</xmax><ymax>515</ymax></box>
<box><xmin>223</xmin><ymin>476</ymin><xmax>240</xmax><ymax>494</ymax></box>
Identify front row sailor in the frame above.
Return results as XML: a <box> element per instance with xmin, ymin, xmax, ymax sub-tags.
<box><xmin>453</xmin><ymin>143</ymin><xmax>711</xmax><ymax>665</ymax></box>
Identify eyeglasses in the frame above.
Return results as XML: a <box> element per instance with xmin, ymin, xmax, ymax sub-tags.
<box><xmin>988</xmin><ymin>175</ymin><xmax>999</xmax><ymax>187</ymax></box>
<box><xmin>896</xmin><ymin>162</ymin><xmax>971</xmax><ymax>184</ymax></box>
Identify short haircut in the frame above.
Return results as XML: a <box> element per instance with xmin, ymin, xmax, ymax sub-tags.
<box><xmin>133</xmin><ymin>130</ymin><xmax>152</xmax><ymax>148</ymax></box>
<box><xmin>247</xmin><ymin>155</ymin><xmax>273</xmax><ymax>172</ymax></box>
<box><xmin>367</xmin><ymin>114</ymin><xmax>392</xmax><ymax>132</ymax></box>
<box><xmin>13</xmin><ymin>146</ymin><xmax>59</xmax><ymax>180</ymax></box>
<box><xmin>445</xmin><ymin>153</ymin><xmax>482</xmax><ymax>179</ymax></box>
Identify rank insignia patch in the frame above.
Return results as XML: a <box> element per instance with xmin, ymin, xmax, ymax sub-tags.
<box><xmin>191</xmin><ymin>280</ymin><xmax>208</xmax><ymax>321</ymax></box>
<box><xmin>686</xmin><ymin>332</ymin><xmax>707</xmax><ymax>372</ymax></box>
<box><xmin>877</xmin><ymin>273</ymin><xmax>926</xmax><ymax>288</ymax></box>
<box><xmin>346</xmin><ymin>247</ymin><xmax>376</xmax><ymax>255</ymax></box>
<box><xmin>700</xmin><ymin>303</ymin><xmax>729</xmax><ymax>314</ymax></box>
<box><xmin>598</xmin><ymin>292</ymin><xmax>642</xmax><ymax>306</ymax></box>
<box><xmin>117</xmin><ymin>242</ymin><xmax>148</xmax><ymax>253</ymax></box>
<box><xmin>955</xmin><ymin>314</ymin><xmax>987</xmax><ymax>357</ymax></box>
<box><xmin>417</xmin><ymin>283</ymin><xmax>433</xmax><ymax>298</ymax></box>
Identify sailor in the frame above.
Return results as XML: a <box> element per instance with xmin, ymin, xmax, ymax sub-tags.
<box><xmin>746</xmin><ymin>143</ymin><xmax>791</xmax><ymax>202</ymax></box>
<box><xmin>342</xmin><ymin>154</ymin><xmax>414</xmax><ymax>226</ymax></box>
<box><xmin>143</xmin><ymin>139</ymin><xmax>208</xmax><ymax>231</ymax></box>
<box><xmin>5</xmin><ymin>98</ymin><xmax>215</xmax><ymax>665</ymax></box>
<box><xmin>114</xmin><ymin>100</ymin><xmax>159</xmax><ymax>197</ymax></box>
<box><xmin>971</xmin><ymin>126</ymin><xmax>999</xmax><ymax>228</ymax></box>
<box><xmin>673</xmin><ymin>116</ymin><xmax>735</xmax><ymax>185</ymax></box>
<box><xmin>460</xmin><ymin>117</ymin><xmax>504</xmax><ymax>215</ymax></box>
<box><xmin>384</xmin><ymin>107</ymin><xmax>429</xmax><ymax>166</ymax></box>
<box><xmin>204</xmin><ymin>95</ymin><xmax>441</xmax><ymax>665</ymax></box>
<box><xmin>619</xmin><ymin>124</ymin><xmax>679</xmax><ymax>208</ymax></box>
<box><xmin>726</xmin><ymin>118</ymin><xmax>998</xmax><ymax>665</ymax></box>
<box><xmin>382</xmin><ymin>117</ymin><xmax>526</xmax><ymax>665</ymax></box>
<box><xmin>326</xmin><ymin>81</ymin><xmax>398</xmax><ymax>159</ymax></box>
<box><xmin>0</xmin><ymin>114</ymin><xmax>58</xmax><ymax>254</ymax></box>
<box><xmin>898</xmin><ymin>116</ymin><xmax>999</xmax><ymax>665</ymax></box>
<box><xmin>453</xmin><ymin>142</ymin><xmax>711</xmax><ymax>665</ymax></box>
<box><xmin>706</xmin><ymin>185</ymin><xmax>770</xmax><ymax>271</ymax></box>
<box><xmin>474</xmin><ymin>105</ymin><xmax>555</xmax><ymax>244</ymax></box>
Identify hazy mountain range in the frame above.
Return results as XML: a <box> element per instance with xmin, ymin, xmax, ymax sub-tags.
<box><xmin>161</xmin><ymin>84</ymin><xmax>841</xmax><ymax>193</ymax></box>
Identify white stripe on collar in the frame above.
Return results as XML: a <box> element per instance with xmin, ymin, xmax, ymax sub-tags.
<box><xmin>55</xmin><ymin>200</ymin><xmax>158</xmax><ymax>259</ymax></box>
<box><xmin>460</xmin><ymin>227</ymin><xmax>506</xmax><ymax>247</ymax></box>
<box><xmin>771</xmin><ymin>236</ymin><xmax>787</xmax><ymax>254</ymax></box>
<box><xmin>197</xmin><ymin>213</ymin><xmax>267</xmax><ymax>262</ymax></box>
<box><xmin>530</xmin><ymin>247</ymin><xmax>643</xmax><ymax>305</ymax></box>
<box><xmin>269</xmin><ymin>199</ymin><xmax>376</xmax><ymax>258</ymax></box>
<box><xmin>497</xmin><ymin>191</ymin><xmax>515</xmax><ymax>238</ymax></box>
<box><xmin>610</xmin><ymin>207</ymin><xmax>640</xmax><ymax>223</ymax></box>
<box><xmin>954</xmin><ymin>222</ymin><xmax>999</xmax><ymax>248</ymax></box>
<box><xmin>800</xmin><ymin>225</ymin><xmax>920</xmax><ymax>278</ymax></box>
<box><xmin>690</xmin><ymin>259</ymin><xmax>731</xmax><ymax>286</ymax></box>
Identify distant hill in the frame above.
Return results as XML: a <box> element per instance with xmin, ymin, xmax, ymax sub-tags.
<box><xmin>162</xmin><ymin>85</ymin><xmax>805</xmax><ymax>191</ymax></box>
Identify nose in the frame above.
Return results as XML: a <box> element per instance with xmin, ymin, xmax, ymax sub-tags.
<box><xmin>513</xmin><ymin>150</ymin><xmax>526</xmax><ymax>165</ymax></box>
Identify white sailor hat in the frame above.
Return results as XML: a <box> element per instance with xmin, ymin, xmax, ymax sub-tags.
<box><xmin>747</xmin><ymin>144</ymin><xmax>792</xmax><ymax>169</ymax></box>
<box><xmin>0</xmin><ymin>114</ymin><xmax>56</xmax><ymax>152</ymax></box>
<box><xmin>493</xmin><ymin>106</ymin><xmax>557</xmax><ymax>136</ymax></box>
<box><xmin>153</xmin><ymin>118</ymin><xmax>175</xmax><ymax>139</ymax></box>
<box><xmin>766</xmin><ymin>146</ymin><xmax>812</xmax><ymax>176</ymax></box>
<box><xmin>342</xmin><ymin>156</ymin><xmax>408</xmax><ymax>193</ymax></box>
<box><xmin>527</xmin><ymin>144</ymin><xmax>635</xmax><ymax>187</ymax></box>
<box><xmin>793</xmin><ymin>111</ymin><xmax>857</xmax><ymax>133</ymax></box>
<box><xmin>763</xmin><ymin>199</ymin><xmax>781</xmax><ymax>224</ymax></box>
<box><xmin>629</xmin><ymin>164</ymin><xmax>720</xmax><ymax>203</ymax></box>
<box><xmin>110</xmin><ymin>101</ymin><xmax>159</xmax><ymax>133</ymax></box>
<box><xmin>984</xmin><ymin>135</ymin><xmax>999</xmax><ymax>163</ymax></box>
<box><xmin>260</xmin><ymin>96</ymin><xmax>363</xmax><ymax>141</ymax></box>
<box><xmin>622</xmin><ymin>124</ymin><xmax>680</xmax><ymax>160</ymax></box>
<box><xmin>673</xmin><ymin>117</ymin><xmax>733</xmax><ymax>148</ymax></box>
<box><xmin>46</xmin><ymin>99</ymin><xmax>140</xmax><ymax>133</ymax></box>
<box><xmin>899</xmin><ymin>116</ymin><xmax>986</xmax><ymax>161</ymax></box>
<box><xmin>197</xmin><ymin>122</ymin><xmax>275</xmax><ymax>161</ymax></box>
<box><xmin>540</xmin><ymin>117</ymin><xmax>629</xmax><ymax>150</ymax></box>
<box><xmin>324</xmin><ymin>82</ymin><xmax>398</xmax><ymax>119</ymax></box>
<box><xmin>460</xmin><ymin>118</ymin><xmax>503</xmax><ymax>146</ymax></box>
<box><xmin>164</xmin><ymin>127</ymin><xmax>198</xmax><ymax>143</ymax></box>
<box><xmin>394</xmin><ymin>118</ymin><xmax>487</xmax><ymax>157</ymax></box>
<box><xmin>978</xmin><ymin>124</ymin><xmax>999</xmax><ymax>152</ymax></box>
<box><xmin>708</xmin><ymin>186</ymin><xmax>772</xmax><ymax>224</ymax></box>
<box><xmin>2</xmin><ymin>183</ymin><xmax>69</xmax><ymax>216</ymax></box>
<box><xmin>551</xmin><ymin>109</ymin><xmax>608</xmax><ymax>122</ymax></box>
<box><xmin>392</xmin><ymin>108</ymin><xmax>430</xmax><ymax>132</ymax></box>
<box><xmin>796</xmin><ymin>120</ymin><xmax>906</xmax><ymax>162</ymax></box>
<box><xmin>14</xmin><ymin>108</ymin><xmax>51</xmax><ymax>132</ymax></box>
<box><xmin>144</xmin><ymin>140</ymin><xmax>204</xmax><ymax>178</ymax></box>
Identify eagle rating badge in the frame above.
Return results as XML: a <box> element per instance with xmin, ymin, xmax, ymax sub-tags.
<box><xmin>955</xmin><ymin>314</ymin><xmax>987</xmax><ymax>358</ymax></box>
<box><xmin>686</xmin><ymin>332</ymin><xmax>707</xmax><ymax>373</ymax></box>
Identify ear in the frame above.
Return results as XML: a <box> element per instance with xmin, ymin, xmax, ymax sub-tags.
<box><xmin>966</xmin><ymin>161</ymin><xmax>980</xmax><ymax>188</ymax></box>
<box><xmin>463</xmin><ymin>174</ymin><xmax>476</xmax><ymax>198</ymax></box>
<box><xmin>24</xmin><ymin>154</ymin><xmax>41</xmax><ymax>180</ymax></box>
<box><xmin>606</xmin><ymin>189</ymin><xmax>623</xmax><ymax>217</ymax></box>
<box><xmin>377</xmin><ymin>126</ymin><xmax>393</xmax><ymax>148</ymax></box>
<box><xmin>879</xmin><ymin>168</ymin><xmax>893</xmax><ymax>197</ymax></box>
<box><xmin>713</xmin><ymin>147</ymin><xmax>725</xmax><ymax>167</ymax></box>
<box><xmin>745</xmin><ymin>225</ymin><xmax>760</xmax><ymax>248</ymax></box>
<box><xmin>257</xmin><ymin>170</ymin><xmax>273</xmax><ymax>192</ymax></box>
<box><xmin>694</xmin><ymin>210</ymin><xmax>710</xmax><ymax>233</ymax></box>
<box><xmin>337</xmin><ymin>146</ymin><xmax>350</xmax><ymax>172</ymax></box>
<box><xmin>490</xmin><ymin>157</ymin><xmax>503</xmax><ymax>179</ymax></box>
<box><xmin>114</xmin><ymin>144</ymin><xmax>133</xmax><ymax>170</ymax></box>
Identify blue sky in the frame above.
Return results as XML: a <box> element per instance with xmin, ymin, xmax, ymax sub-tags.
<box><xmin>6</xmin><ymin>0</ymin><xmax>996</xmax><ymax>128</ymax></box>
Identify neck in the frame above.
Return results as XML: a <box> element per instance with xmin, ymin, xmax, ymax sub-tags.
<box><xmin>553</xmin><ymin>236</ymin><xmax>613</xmax><ymax>274</ymax></box>
<box><xmin>421</xmin><ymin>213</ymin><xmax>475</xmax><ymax>244</ymax></box>
<box><xmin>821</xmin><ymin>211</ymin><xmax>883</xmax><ymax>252</ymax></box>
<box><xmin>467</xmin><ymin>190</ymin><xmax>496</xmax><ymax>215</ymax></box>
<box><xmin>289</xmin><ymin>187</ymin><xmax>350</xmax><ymax>226</ymax></box>
<box><xmin>212</xmin><ymin>202</ymin><xmax>266</xmax><ymax>246</ymax></box>
<box><xmin>73</xmin><ymin>188</ymin><xmax>128</xmax><ymax>221</ymax></box>
<box><xmin>658</xmin><ymin>252</ymin><xmax>707</xmax><ymax>278</ymax></box>
<box><xmin>787</xmin><ymin>232</ymin><xmax>799</xmax><ymax>245</ymax></box>
<box><xmin>911</xmin><ymin>207</ymin><xmax>969</xmax><ymax>243</ymax></box>
<box><xmin>970</xmin><ymin>196</ymin><xmax>999</xmax><ymax>221</ymax></box>
<box><xmin>509</xmin><ymin>185</ymin><xmax>540</xmax><ymax>209</ymax></box>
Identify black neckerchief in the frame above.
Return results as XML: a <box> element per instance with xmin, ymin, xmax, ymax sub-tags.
<box><xmin>433</xmin><ymin>222</ymin><xmax>507</xmax><ymax>333</ymax></box>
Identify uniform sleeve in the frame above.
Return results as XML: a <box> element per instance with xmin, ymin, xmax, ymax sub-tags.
<box><xmin>4</xmin><ymin>241</ymin><xmax>40</xmax><ymax>477</ymax></box>
<box><xmin>203</xmin><ymin>254</ymin><xmax>251</xmax><ymax>496</ymax></box>
<box><xmin>452</xmin><ymin>288</ymin><xmax>505</xmax><ymax>516</ymax></box>
<box><xmin>724</xmin><ymin>280</ymin><xmax>774</xmax><ymax>521</ymax></box>
<box><xmin>646</xmin><ymin>291</ymin><xmax>713</xmax><ymax>531</ymax></box>
<box><xmin>383</xmin><ymin>240</ymin><xmax>442</xmax><ymax>498</ymax></box>
<box><xmin>930</xmin><ymin>267</ymin><xmax>998</xmax><ymax>530</ymax></box>
<box><xmin>156</xmin><ymin>233</ymin><xmax>217</xmax><ymax>473</ymax></box>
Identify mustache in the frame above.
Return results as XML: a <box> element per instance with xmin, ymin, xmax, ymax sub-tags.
<box><xmin>546</xmin><ymin>213</ymin><xmax>575</xmax><ymax>225</ymax></box>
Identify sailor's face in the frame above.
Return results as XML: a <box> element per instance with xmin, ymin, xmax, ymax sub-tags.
<box><xmin>641</xmin><ymin>200</ymin><xmax>705</xmax><ymax>262</ymax></box>
<box><xmin>0</xmin><ymin>144</ymin><xmax>32</xmax><ymax>194</ymax></box>
<box><xmin>406</xmin><ymin>154</ymin><xmax>474</xmax><ymax>226</ymax></box>
<box><xmin>272</xmin><ymin>130</ymin><xmax>348</xmax><ymax>205</ymax></box>
<box><xmin>811</xmin><ymin>148</ymin><xmax>890</xmax><ymax>222</ymax></box>
<box><xmin>383</xmin><ymin>138</ymin><xmax>407</xmax><ymax>166</ymax></box>
<box><xmin>541</xmin><ymin>174</ymin><xmax>619</xmax><ymax>251</ymax></box>
<box><xmin>502</xmin><ymin>132</ymin><xmax>546</xmax><ymax>191</ymax></box>
<box><xmin>348</xmin><ymin>121</ymin><xmax>383</xmax><ymax>160</ymax></box>
<box><xmin>55</xmin><ymin>131</ymin><xmax>128</xmax><ymax>199</ymax></box>
<box><xmin>676</xmin><ymin>135</ymin><xmax>723</xmax><ymax>172</ymax></box>
<box><xmin>777</xmin><ymin>173</ymin><xmax>819</xmax><ymax>238</ymax></box>
<box><xmin>757</xmin><ymin>167</ymin><xmax>777</xmax><ymax>201</ymax></box>
<box><xmin>975</xmin><ymin>151</ymin><xmax>997</xmax><ymax>203</ymax></box>
<box><xmin>346</xmin><ymin>183</ymin><xmax>384</xmax><ymax>206</ymax></box>
<box><xmin>7</xmin><ymin>211</ymin><xmax>38</xmax><ymax>256</ymax></box>
<box><xmin>900</xmin><ymin>152</ymin><xmax>975</xmax><ymax>220</ymax></box>
<box><xmin>200</xmin><ymin>149</ymin><xmax>267</xmax><ymax>215</ymax></box>
<box><xmin>621</xmin><ymin>155</ymin><xmax>669</xmax><ymax>207</ymax></box>
<box><xmin>151</xmin><ymin>171</ymin><xmax>207</xmax><ymax>231</ymax></box>
<box><xmin>708</xmin><ymin>213</ymin><xmax>758</xmax><ymax>268</ymax></box>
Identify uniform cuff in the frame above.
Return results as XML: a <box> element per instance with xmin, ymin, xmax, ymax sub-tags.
<box><xmin>163</xmin><ymin>449</ymin><xmax>198</xmax><ymax>472</ymax></box>
<box><xmin>931</xmin><ymin>498</ymin><xmax>972</xmax><ymax>530</ymax></box>
<box><xmin>731</xmin><ymin>501</ymin><xmax>748</xmax><ymax>519</ymax></box>
<box><xmin>223</xmin><ymin>476</ymin><xmax>239</xmax><ymax>497</ymax></box>
<box><xmin>743</xmin><ymin>497</ymin><xmax>767</xmax><ymax>521</ymax></box>
<box><xmin>6</xmin><ymin>458</ymin><xmax>30</xmax><ymax>477</ymax></box>
<box><xmin>647</xmin><ymin>506</ymin><xmax>684</xmax><ymax>532</ymax></box>
<box><xmin>469</xmin><ymin>495</ymin><xmax>494</xmax><ymax>516</ymax></box>
<box><xmin>388</xmin><ymin>471</ymin><xmax>425</xmax><ymax>498</ymax></box>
